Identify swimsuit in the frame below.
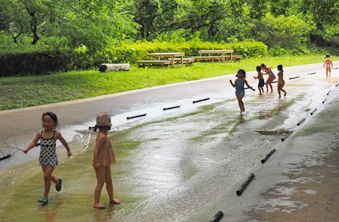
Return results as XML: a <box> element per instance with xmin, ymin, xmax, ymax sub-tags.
<box><xmin>278</xmin><ymin>72</ymin><xmax>284</xmax><ymax>86</ymax></box>
<box><xmin>39</xmin><ymin>131</ymin><xmax>58</xmax><ymax>166</ymax></box>
<box><xmin>325</xmin><ymin>58</ymin><xmax>332</xmax><ymax>68</ymax></box>
<box><xmin>93</xmin><ymin>135</ymin><xmax>116</xmax><ymax>167</ymax></box>
<box><xmin>235</xmin><ymin>79</ymin><xmax>246</xmax><ymax>98</ymax></box>
<box><xmin>265</xmin><ymin>68</ymin><xmax>276</xmax><ymax>82</ymax></box>
<box><xmin>258</xmin><ymin>78</ymin><xmax>265</xmax><ymax>87</ymax></box>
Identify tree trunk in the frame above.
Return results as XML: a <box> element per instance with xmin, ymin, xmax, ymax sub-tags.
<box><xmin>29</xmin><ymin>12</ymin><xmax>40</xmax><ymax>45</ymax></box>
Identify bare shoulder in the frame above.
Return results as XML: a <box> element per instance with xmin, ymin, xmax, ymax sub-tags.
<box><xmin>54</xmin><ymin>131</ymin><xmax>63</xmax><ymax>139</ymax></box>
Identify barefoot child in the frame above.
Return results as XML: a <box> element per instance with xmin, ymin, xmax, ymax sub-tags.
<box><xmin>261</xmin><ymin>64</ymin><xmax>276</xmax><ymax>93</ymax></box>
<box><xmin>24</xmin><ymin>112</ymin><xmax>72</xmax><ymax>205</ymax></box>
<box><xmin>93</xmin><ymin>112</ymin><xmax>120</xmax><ymax>209</ymax></box>
<box><xmin>253</xmin><ymin>66</ymin><xmax>265</xmax><ymax>95</ymax></box>
<box><xmin>277</xmin><ymin>64</ymin><xmax>287</xmax><ymax>98</ymax></box>
<box><xmin>230</xmin><ymin>69</ymin><xmax>254</xmax><ymax>113</ymax></box>
<box><xmin>323</xmin><ymin>54</ymin><xmax>333</xmax><ymax>78</ymax></box>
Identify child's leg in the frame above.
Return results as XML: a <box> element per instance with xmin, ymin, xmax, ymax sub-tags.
<box><xmin>326</xmin><ymin>67</ymin><xmax>330</xmax><ymax>78</ymax></box>
<box><xmin>105</xmin><ymin>166</ymin><xmax>120</xmax><ymax>204</ymax></box>
<box><xmin>277</xmin><ymin>85</ymin><xmax>281</xmax><ymax>97</ymax></box>
<box><xmin>94</xmin><ymin>166</ymin><xmax>106</xmax><ymax>209</ymax></box>
<box><xmin>266</xmin><ymin>82</ymin><xmax>269</xmax><ymax>92</ymax></box>
<box><xmin>42</xmin><ymin>165</ymin><xmax>55</xmax><ymax>198</ymax></box>
<box><xmin>269</xmin><ymin>83</ymin><xmax>273</xmax><ymax>93</ymax></box>
<box><xmin>237</xmin><ymin>96</ymin><xmax>245</xmax><ymax>112</ymax></box>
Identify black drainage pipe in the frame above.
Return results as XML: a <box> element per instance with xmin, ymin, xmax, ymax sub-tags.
<box><xmin>322</xmin><ymin>98</ymin><xmax>327</xmax><ymax>104</ymax></box>
<box><xmin>297</xmin><ymin>118</ymin><xmax>306</xmax><ymax>126</ymax></box>
<box><xmin>210</xmin><ymin>211</ymin><xmax>224</xmax><ymax>222</ymax></box>
<box><xmin>289</xmin><ymin>76</ymin><xmax>300</xmax><ymax>80</ymax></box>
<box><xmin>336</xmin><ymin>84</ymin><xmax>339</xmax><ymax>87</ymax></box>
<box><xmin>310</xmin><ymin>109</ymin><xmax>317</xmax><ymax>115</ymax></box>
<box><xmin>307</xmin><ymin>72</ymin><xmax>316</xmax><ymax>75</ymax></box>
<box><xmin>261</xmin><ymin>149</ymin><xmax>276</xmax><ymax>164</ymax></box>
<box><xmin>236</xmin><ymin>173</ymin><xmax>255</xmax><ymax>196</ymax></box>
<box><xmin>127</xmin><ymin>113</ymin><xmax>147</xmax><ymax>120</ymax></box>
<box><xmin>0</xmin><ymin>154</ymin><xmax>11</xmax><ymax>161</ymax></box>
<box><xmin>193</xmin><ymin>98</ymin><xmax>210</xmax><ymax>104</ymax></box>
<box><xmin>327</xmin><ymin>90</ymin><xmax>331</xmax><ymax>95</ymax></box>
<box><xmin>334</xmin><ymin>67</ymin><xmax>339</xmax><ymax>69</ymax></box>
<box><xmin>163</xmin><ymin>105</ymin><xmax>181</xmax><ymax>111</ymax></box>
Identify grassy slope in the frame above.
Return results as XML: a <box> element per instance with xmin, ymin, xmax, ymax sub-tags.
<box><xmin>0</xmin><ymin>54</ymin><xmax>337</xmax><ymax>110</ymax></box>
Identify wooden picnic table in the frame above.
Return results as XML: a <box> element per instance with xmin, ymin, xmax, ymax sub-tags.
<box><xmin>147</xmin><ymin>52</ymin><xmax>185</xmax><ymax>68</ymax></box>
<box><xmin>194</xmin><ymin>50</ymin><xmax>240</xmax><ymax>62</ymax></box>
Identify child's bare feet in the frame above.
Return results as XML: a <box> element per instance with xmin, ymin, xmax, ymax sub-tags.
<box><xmin>110</xmin><ymin>198</ymin><xmax>121</xmax><ymax>205</ymax></box>
<box><xmin>93</xmin><ymin>203</ymin><xmax>105</xmax><ymax>209</ymax></box>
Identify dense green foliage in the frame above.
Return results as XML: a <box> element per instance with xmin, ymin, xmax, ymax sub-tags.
<box><xmin>0</xmin><ymin>0</ymin><xmax>339</xmax><ymax>76</ymax></box>
<box><xmin>1</xmin><ymin>0</ymin><xmax>339</xmax><ymax>51</ymax></box>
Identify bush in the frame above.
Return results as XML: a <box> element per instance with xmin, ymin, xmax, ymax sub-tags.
<box><xmin>253</xmin><ymin>14</ymin><xmax>314</xmax><ymax>49</ymax></box>
<box><xmin>0</xmin><ymin>41</ymin><xmax>267</xmax><ymax>76</ymax></box>
<box><xmin>104</xmin><ymin>41</ymin><xmax>268</xmax><ymax>64</ymax></box>
<box><xmin>0</xmin><ymin>51</ymin><xmax>71</xmax><ymax>76</ymax></box>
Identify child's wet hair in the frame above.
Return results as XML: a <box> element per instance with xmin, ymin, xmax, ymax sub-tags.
<box><xmin>237</xmin><ymin>69</ymin><xmax>246</xmax><ymax>78</ymax></box>
<box><xmin>325</xmin><ymin>54</ymin><xmax>330</xmax><ymax>58</ymax></box>
<box><xmin>261</xmin><ymin>63</ymin><xmax>266</xmax><ymax>67</ymax></box>
<box><xmin>277</xmin><ymin>64</ymin><xmax>283</xmax><ymax>70</ymax></box>
<box><xmin>256</xmin><ymin>66</ymin><xmax>262</xmax><ymax>72</ymax></box>
<box><xmin>42</xmin><ymin>112</ymin><xmax>59</xmax><ymax>127</ymax></box>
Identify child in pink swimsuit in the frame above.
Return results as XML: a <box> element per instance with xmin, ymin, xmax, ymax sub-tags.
<box><xmin>323</xmin><ymin>54</ymin><xmax>333</xmax><ymax>78</ymax></box>
<box><xmin>261</xmin><ymin>63</ymin><xmax>276</xmax><ymax>93</ymax></box>
<box><xmin>93</xmin><ymin>112</ymin><xmax>120</xmax><ymax>209</ymax></box>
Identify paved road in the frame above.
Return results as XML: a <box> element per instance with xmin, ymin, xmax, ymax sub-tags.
<box><xmin>0</xmin><ymin>62</ymin><xmax>335</xmax><ymax>146</ymax></box>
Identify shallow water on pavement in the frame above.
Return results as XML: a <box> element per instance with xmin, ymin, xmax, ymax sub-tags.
<box><xmin>0</xmin><ymin>71</ymin><xmax>338</xmax><ymax>222</ymax></box>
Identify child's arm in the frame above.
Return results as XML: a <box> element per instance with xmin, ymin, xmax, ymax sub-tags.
<box><xmin>245</xmin><ymin>80</ymin><xmax>255</xmax><ymax>91</ymax></box>
<box><xmin>93</xmin><ymin>134</ymin><xmax>105</xmax><ymax>168</ymax></box>
<box><xmin>323</xmin><ymin>60</ymin><xmax>327</xmax><ymax>68</ymax></box>
<box><xmin>330</xmin><ymin>60</ymin><xmax>333</xmax><ymax>68</ymax></box>
<box><xmin>229</xmin><ymin>79</ymin><xmax>235</xmax><ymax>87</ymax></box>
<box><xmin>55</xmin><ymin>132</ymin><xmax>72</xmax><ymax>157</ymax></box>
<box><xmin>24</xmin><ymin>132</ymin><xmax>41</xmax><ymax>154</ymax></box>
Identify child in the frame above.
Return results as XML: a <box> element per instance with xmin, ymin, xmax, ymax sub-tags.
<box><xmin>253</xmin><ymin>66</ymin><xmax>265</xmax><ymax>95</ymax></box>
<box><xmin>230</xmin><ymin>69</ymin><xmax>254</xmax><ymax>113</ymax></box>
<box><xmin>261</xmin><ymin>63</ymin><xmax>276</xmax><ymax>93</ymax></box>
<box><xmin>24</xmin><ymin>112</ymin><xmax>72</xmax><ymax>205</ymax></box>
<box><xmin>277</xmin><ymin>64</ymin><xmax>287</xmax><ymax>98</ymax></box>
<box><xmin>323</xmin><ymin>54</ymin><xmax>333</xmax><ymax>78</ymax></box>
<box><xmin>93</xmin><ymin>112</ymin><xmax>120</xmax><ymax>209</ymax></box>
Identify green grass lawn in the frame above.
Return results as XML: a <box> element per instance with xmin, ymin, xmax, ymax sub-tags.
<box><xmin>0</xmin><ymin>54</ymin><xmax>337</xmax><ymax>110</ymax></box>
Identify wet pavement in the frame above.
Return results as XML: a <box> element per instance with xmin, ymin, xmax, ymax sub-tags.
<box><xmin>0</xmin><ymin>62</ymin><xmax>339</xmax><ymax>221</ymax></box>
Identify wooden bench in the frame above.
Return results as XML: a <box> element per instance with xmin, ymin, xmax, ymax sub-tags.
<box><xmin>192</xmin><ymin>50</ymin><xmax>242</xmax><ymax>62</ymax></box>
<box><xmin>172</xmin><ymin>57</ymin><xmax>195</xmax><ymax>66</ymax></box>
<box><xmin>137</xmin><ymin>60</ymin><xmax>172</xmax><ymax>68</ymax></box>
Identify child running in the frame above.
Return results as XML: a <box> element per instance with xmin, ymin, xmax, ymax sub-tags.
<box><xmin>230</xmin><ymin>69</ymin><xmax>254</xmax><ymax>113</ymax></box>
<box><xmin>253</xmin><ymin>66</ymin><xmax>265</xmax><ymax>95</ymax></box>
<box><xmin>277</xmin><ymin>64</ymin><xmax>287</xmax><ymax>98</ymax></box>
<box><xmin>261</xmin><ymin>64</ymin><xmax>276</xmax><ymax>93</ymax></box>
<box><xmin>93</xmin><ymin>112</ymin><xmax>120</xmax><ymax>209</ymax></box>
<box><xmin>323</xmin><ymin>54</ymin><xmax>333</xmax><ymax>78</ymax></box>
<box><xmin>24</xmin><ymin>112</ymin><xmax>72</xmax><ymax>205</ymax></box>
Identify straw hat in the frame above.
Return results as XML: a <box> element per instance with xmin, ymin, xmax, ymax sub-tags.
<box><xmin>96</xmin><ymin>112</ymin><xmax>111</xmax><ymax>126</ymax></box>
